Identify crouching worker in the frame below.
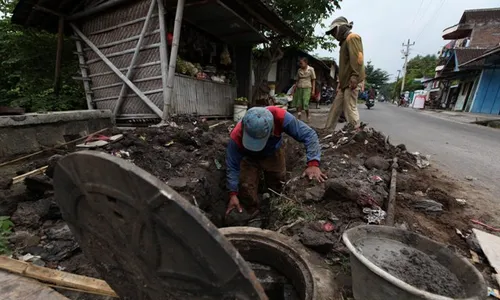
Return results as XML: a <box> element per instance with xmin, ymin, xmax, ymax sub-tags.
<box><xmin>225</xmin><ymin>106</ymin><xmax>327</xmax><ymax>216</ymax></box>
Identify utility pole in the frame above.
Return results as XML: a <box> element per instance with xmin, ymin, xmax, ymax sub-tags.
<box><xmin>400</xmin><ymin>39</ymin><xmax>415</xmax><ymax>95</ymax></box>
<box><xmin>394</xmin><ymin>70</ymin><xmax>401</xmax><ymax>102</ymax></box>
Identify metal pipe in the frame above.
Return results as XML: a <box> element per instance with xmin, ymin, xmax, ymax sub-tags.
<box><xmin>162</xmin><ymin>0</ymin><xmax>185</xmax><ymax>121</ymax></box>
<box><xmin>114</xmin><ymin>0</ymin><xmax>157</xmax><ymax>116</ymax></box>
<box><xmin>71</xmin><ymin>23</ymin><xmax>163</xmax><ymax>117</ymax></box>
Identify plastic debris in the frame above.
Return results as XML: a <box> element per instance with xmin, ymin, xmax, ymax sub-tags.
<box><xmin>456</xmin><ymin>198</ymin><xmax>467</xmax><ymax>206</ymax></box>
<box><xmin>411</xmin><ymin>199</ymin><xmax>444</xmax><ymax>212</ymax></box>
<box><xmin>363</xmin><ymin>207</ymin><xmax>386</xmax><ymax>224</ymax></box>
<box><xmin>327</xmin><ymin>213</ymin><xmax>339</xmax><ymax>223</ymax></box>
<box><xmin>322</xmin><ymin>134</ymin><xmax>334</xmax><ymax>140</ymax></box>
<box><xmin>470</xmin><ymin>250</ymin><xmax>480</xmax><ymax>263</ymax></box>
<box><xmin>368</xmin><ymin>175</ymin><xmax>383</xmax><ymax>184</ymax></box>
<box><xmin>111</xmin><ymin>150</ymin><xmax>130</xmax><ymax>159</ymax></box>
<box><xmin>488</xmin><ymin>287</ymin><xmax>500</xmax><ymax>299</ymax></box>
<box><xmin>338</xmin><ymin>137</ymin><xmax>349</xmax><ymax>145</ymax></box>
<box><xmin>165</xmin><ymin>141</ymin><xmax>174</xmax><ymax>147</ymax></box>
<box><xmin>214</xmin><ymin>159</ymin><xmax>222</xmax><ymax>170</ymax></box>
<box><xmin>412</xmin><ymin>152</ymin><xmax>431</xmax><ymax>169</ymax></box>
<box><xmin>318</xmin><ymin>220</ymin><xmax>335</xmax><ymax>232</ymax></box>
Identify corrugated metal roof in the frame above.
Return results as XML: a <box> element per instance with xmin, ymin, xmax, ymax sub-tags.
<box><xmin>455</xmin><ymin>48</ymin><xmax>489</xmax><ymax>66</ymax></box>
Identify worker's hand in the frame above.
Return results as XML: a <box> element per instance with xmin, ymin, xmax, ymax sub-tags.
<box><xmin>225</xmin><ymin>195</ymin><xmax>242</xmax><ymax>216</ymax></box>
<box><xmin>349</xmin><ymin>76</ymin><xmax>358</xmax><ymax>90</ymax></box>
<box><xmin>303</xmin><ymin>166</ymin><xmax>328</xmax><ymax>183</ymax></box>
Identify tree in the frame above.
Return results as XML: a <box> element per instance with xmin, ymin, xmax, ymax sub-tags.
<box><xmin>252</xmin><ymin>0</ymin><xmax>341</xmax><ymax>101</ymax></box>
<box><xmin>0</xmin><ymin>0</ymin><xmax>85</xmax><ymax>112</ymax></box>
<box><xmin>365</xmin><ymin>61</ymin><xmax>390</xmax><ymax>88</ymax></box>
<box><xmin>399</xmin><ymin>54</ymin><xmax>438</xmax><ymax>92</ymax></box>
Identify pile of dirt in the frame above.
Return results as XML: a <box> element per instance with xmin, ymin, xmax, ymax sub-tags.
<box><xmin>0</xmin><ymin>118</ymin><xmax>479</xmax><ymax>299</ymax></box>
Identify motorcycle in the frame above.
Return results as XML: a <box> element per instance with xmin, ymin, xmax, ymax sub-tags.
<box><xmin>321</xmin><ymin>86</ymin><xmax>334</xmax><ymax>105</ymax></box>
<box><xmin>366</xmin><ymin>98</ymin><xmax>375</xmax><ymax>110</ymax></box>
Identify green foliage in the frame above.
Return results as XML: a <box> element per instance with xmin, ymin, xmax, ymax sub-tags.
<box><xmin>0</xmin><ymin>216</ymin><xmax>14</xmax><ymax>254</ymax></box>
<box><xmin>399</xmin><ymin>54</ymin><xmax>438</xmax><ymax>92</ymax></box>
<box><xmin>365</xmin><ymin>61</ymin><xmax>390</xmax><ymax>88</ymax></box>
<box><xmin>0</xmin><ymin>0</ymin><xmax>85</xmax><ymax>112</ymax></box>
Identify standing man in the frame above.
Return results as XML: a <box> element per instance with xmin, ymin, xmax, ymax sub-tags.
<box><xmin>324</xmin><ymin>17</ymin><xmax>365</xmax><ymax>130</ymax></box>
<box><xmin>225</xmin><ymin>106</ymin><xmax>327</xmax><ymax>216</ymax></box>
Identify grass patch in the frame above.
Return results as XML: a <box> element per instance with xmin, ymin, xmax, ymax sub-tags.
<box><xmin>270</xmin><ymin>196</ymin><xmax>316</xmax><ymax>225</ymax></box>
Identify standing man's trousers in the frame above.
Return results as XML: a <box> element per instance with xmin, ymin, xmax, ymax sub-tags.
<box><xmin>325</xmin><ymin>87</ymin><xmax>360</xmax><ymax>130</ymax></box>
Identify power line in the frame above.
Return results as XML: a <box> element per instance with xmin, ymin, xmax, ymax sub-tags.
<box><xmin>408</xmin><ymin>0</ymin><xmax>425</xmax><ymax>34</ymax></box>
<box><xmin>415</xmin><ymin>0</ymin><xmax>447</xmax><ymax>41</ymax></box>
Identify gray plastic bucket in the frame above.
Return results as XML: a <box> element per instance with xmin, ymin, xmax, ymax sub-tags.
<box><xmin>343</xmin><ymin>225</ymin><xmax>486</xmax><ymax>300</ymax></box>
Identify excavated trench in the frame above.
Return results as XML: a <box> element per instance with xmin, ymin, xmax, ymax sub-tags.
<box><xmin>222</xmin><ymin>227</ymin><xmax>337</xmax><ymax>300</ymax></box>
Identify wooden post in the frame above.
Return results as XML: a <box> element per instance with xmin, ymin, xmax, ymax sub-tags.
<box><xmin>54</xmin><ymin>17</ymin><xmax>65</xmax><ymax>96</ymax></box>
<box><xmin>157</xmin><ymin>0</ymin><xmax>170</xmax><ymax>119</ymax></box>
<box><xmin>70</xmin><ymin>24</ymin><xmax>163</xmax><ymax>118</ymax></box>
<box><xmin>113</xmin><ymin>0</ymin><xmax>157</xmax><ymax>116</ymax></box>
<box><xmin>74</xmin><ymin>39</ymin><xmax>94</xmax><ymax>109</ymax></box>
<box><xmin>386</xmin><ymin>157</ymin><xmax>398</xmax><ymax>226</ymax></box>
<box><xmin>162</xmin><ymin>0</ymin><xmax>185</xmax><ymax>121</ymax></box>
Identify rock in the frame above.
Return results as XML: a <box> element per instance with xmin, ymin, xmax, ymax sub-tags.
<box><xmin>46</xmin><ymin>223</ymin><xmax>73</xmax><ymax>241</ymax></box>
<box><xmin>414</xmin><ymin>191</ymin><xmax>425</xmax><ymax>197</ymax></box>
<box><xmin>0</xmin><ymin>178</ymin><xmax>12</xmax><ymax>190</ymax></box>
<box><xmin>304</xmin><ymin>186</ymin><xmax>325</xmax><ymax>203</ymax></box>
<box><xmin>364</xmin><ymin>156</ymin><xmax>390</xmax><ymax>170</ymax></box>
<box><xmin>225</xmin><ymin>209</ymin><xmax>254</xmax><ymax>226</ymax></box>
<box><xmin>0</xmin><ymin>190</ymin><xmax>26</xmax><ymax>216</ymax></box>
<box><xmin>166</xmin><ymin>177</ymin><xmax>188</xmax><ymax>190</ymax></box>
<box><xmin>46</xmin><ymin>155</ymin><xmax>64</xmax><ymax>178</ymax></box>
<box><xmin>8</xmin><ymin>231</ymin><xmax>41</xmax><ymax>248</ymax></box>
<box><xmin>41</xmin><ymin>240</ymin><xmax>79</xmax><ymax>262</ymax></box>
<box><xmin>25</xmin><ymin>175</ymin><xmax>53</xmax><ymax>194</ymax></box>
<box><xmin>297</xmin><ymin>227</ymin><xmax>335</xmax><ymax>254</ymax></box>
<box><xmin>353</xmin><ymin>131</ymin><xmax>368</xmax><ymax>142</ymax></box>
<box><xmin>465</xmin><ymin>176</ymin><xmax>477</xmax><ymax>181</ymax></box>
<box><xmin>11</xmin><ymin>199</ymin><xmax>52</xmax><ymax>227</ymax></box>
<box><xmin>396</xmin><ymin>144</ymin><xmax>407</xmax><ymax>151</ymax></box>
<box><xmin>324</xmin><ymin>179</ymin><xmax>358</xmax><ymax>202</ymax></box>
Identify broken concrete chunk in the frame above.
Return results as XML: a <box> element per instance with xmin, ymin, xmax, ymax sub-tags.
<box><xmin>364</xmin><ymin>156</ymin><xmax>390</xmax><ymax>170</ymax></box>
<box><xmin>166</xmin><ymin>177</ymin><xmax>188</xmax><ymax>190</ymax></box>
<box><xmin>304</xmin><ymin>186</ymin><xmax>325</xmax><ymax>203</ymax></box>
<box><xmin>297</xmin><ymin>227</ymin><xmax>335</xmax><ymax>254</ymax></box>
<box><xmin>46</xmin><ymin>223</ymin><xmax>74</xmax><ymax>241</ymax></box>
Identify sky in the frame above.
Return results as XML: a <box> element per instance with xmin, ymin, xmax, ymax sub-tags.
<box><xmin>313</xmin><ymin>0</ymin><xmax>500</xmax><ymax>80</ymax></box>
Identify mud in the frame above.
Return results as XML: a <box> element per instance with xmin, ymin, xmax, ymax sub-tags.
<box><xmin>0</xmin><ymin>117</ymin><xmax>479</xmax><ymax>299</ymax></box>
<box><xmin>357</xmin><ymin>237</ymin><xmax>466</xmax><ymax>298</ymax></box>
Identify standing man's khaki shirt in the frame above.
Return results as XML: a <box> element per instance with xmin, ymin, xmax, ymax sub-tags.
<box><xmin>296</xmin><ymin>66</ymin><xmax>316</xmax><ymax>88</ymax></box>
<box><xmin>338</xmin><ymin>33</ymin><xmax>366</xmax><ymax>89</ymax></box>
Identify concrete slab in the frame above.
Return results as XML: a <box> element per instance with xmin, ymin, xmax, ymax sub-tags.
<box><xmin>0</xmin><ymin>110</ymin><xmax>114</xmax><ymax>159</ymax></box>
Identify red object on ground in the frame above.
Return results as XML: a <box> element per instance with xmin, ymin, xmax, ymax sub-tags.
<box><xmin>84</xmin><ymin>134</ymin><xmax>112</xmax><ymax>144</ymax></box>
<box><xmin>471</xmin><ymin>219</ymin><xmax>500</xmax><ymax>232</ymax></box>
<box><xmin>167</xmin><ymin>33</ymin><xmax>173</xmax><ymax>45</ymax></box>
<box><xmin>322</xmin><ymin>222</ymin><xmax>335</xmax><ymax>232</ymax></box>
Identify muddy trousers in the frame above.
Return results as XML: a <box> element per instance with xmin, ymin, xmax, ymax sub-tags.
<box><xmin>325</xmin><ymin>87</ymin><xmax>360</xmax><ymax>130</ymax></box>
<box><xmin>239</xmin><ymin>147</ymin><xmax>286</xmax><ymax>211</ymax></box>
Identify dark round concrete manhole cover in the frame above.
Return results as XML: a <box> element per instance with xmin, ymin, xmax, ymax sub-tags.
<box><xmin>54</xmin><ymin>151</ymin><xmax>267</xmax><ymax>300</ymax></box>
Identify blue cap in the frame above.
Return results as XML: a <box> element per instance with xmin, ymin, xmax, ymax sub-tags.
<box><xmin>242</xmin><ymin>107</ymin><xmax>273</xmax><ymax>152</ymax></box>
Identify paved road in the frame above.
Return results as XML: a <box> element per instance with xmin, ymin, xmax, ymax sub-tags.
<box><xmin>357</xmin><ymin>103</ymin><xmax>500</xmax><ymax>199</ymax></box>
